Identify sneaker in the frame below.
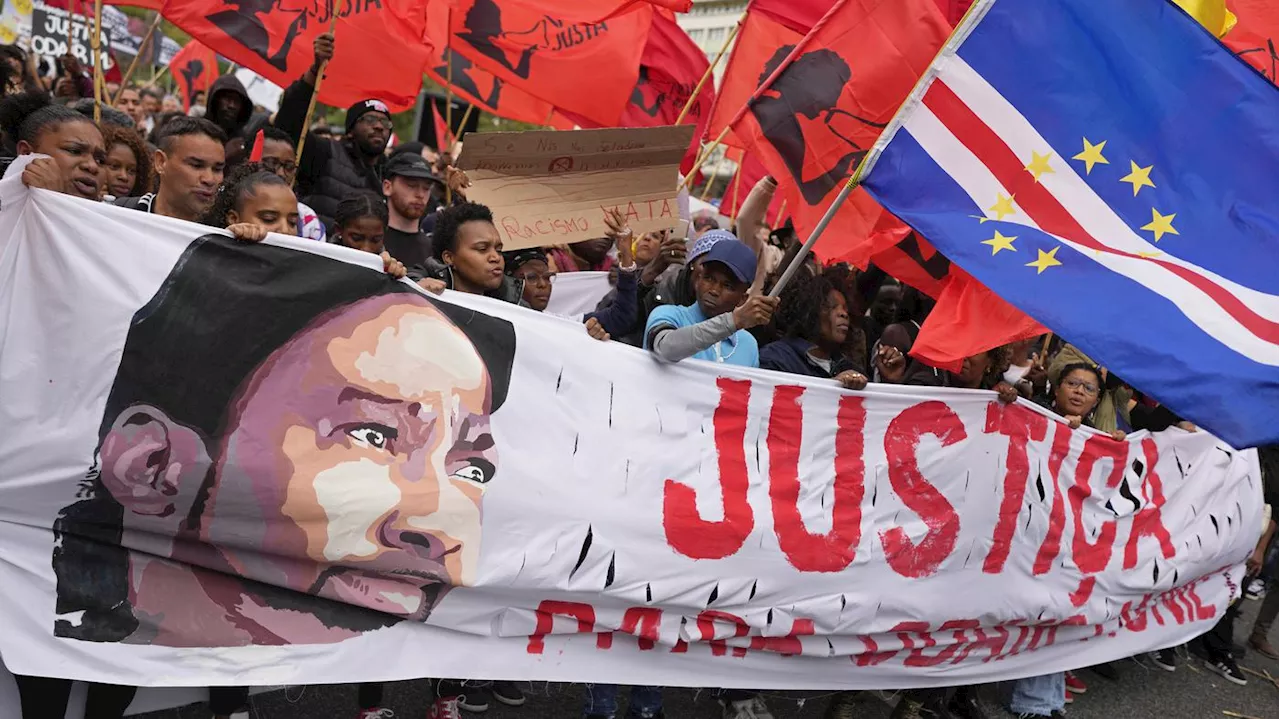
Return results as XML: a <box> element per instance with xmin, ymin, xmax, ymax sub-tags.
<box><xmin>1150</xmin><ymin>648</ymin><xmax>1177</xmax><ymax>672</ymax></box>
<box><xmin>1249</xmin><ymin>633</ymin><xmax>1279</xmax><ymax>660</ymax></box>
<box><xmin>1013</xmin><ymin>713</ymin><xmax>1066</xmax><ymax>718</ymax></box>
<box><xmin>358</xmin><ymin>710</ymin><xmax>395</xmax><ymax>719</ymax></box>
<box><xmin>1064</xmin><ymin>688</ymin><xmax>1073</xmax><ymax>705</ymax></box>
<box><xmin>1205</xmin><ymin>657</ymin><xmax>1248</xmax><ymax>686</ymax></box>
<box><xmin>722</xmin><ymin>696</ymin><xmax>775</xmax><ymax>719</ymax></box>
<box><xmin>492</xmin><ymin>682</ymin><xmax>526</xmax><ymax>707</ymax></box>
<box><xmin>428</xmin><ymin>696</ymin><xmax>463</xmax><ymax>719</ymax></box>
<box><xmin>459</xmin><ymin>685</ymin><xmax>492</xmax><ymax>713</ymax></box>
<box><xmin>1245</xmin><ymin>579</ymin><xmax>1265</xmax><ymax>599</ymax></box>
<box><xmin>1064</xmin><ymin>671</ymin><xmax>1086</xmax><ymax>694</ymax></box>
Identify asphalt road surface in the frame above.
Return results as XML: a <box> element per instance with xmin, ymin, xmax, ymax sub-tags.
<box><xmin>137</xmin><ymin>598</ymin><xmax>1278</xmax><ymax>719</ymax></box>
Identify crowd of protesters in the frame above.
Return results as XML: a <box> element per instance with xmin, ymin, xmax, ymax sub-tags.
<box><xmin>0</xmin><ymin>31</ymin><xmax>1276</xmax><ymax>719</ymax></box>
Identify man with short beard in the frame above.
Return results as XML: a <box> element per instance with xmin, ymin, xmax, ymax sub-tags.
<box><xmin>274</xmin><ymin>31</ymin><xmax>392</xmax><ymax>231</ymax></box>
<box><xmin>381</xmin><ymin>152</ymin><xmax>440</xmax><ymax>268</ymax></box>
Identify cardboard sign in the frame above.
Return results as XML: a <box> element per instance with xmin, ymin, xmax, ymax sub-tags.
<box><xmin>29</xmin><ymin>2</ymin><xmax>116</xmax><ymax>71</ymax></box>
<box><xmin>457</xmin><ymin>126</ymin><xmax>694</xmax><ymax>250</ymax></box>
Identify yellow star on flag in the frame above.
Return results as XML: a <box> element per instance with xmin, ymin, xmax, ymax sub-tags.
<box><xmin>1025</xmin><ymin>151</ymin><xmax>1055</xmax><ymax>182</ymax></box>
<box><xmin>1137</xmin><ymin>251</ymin><xmax>1163</xmax><ymax>258</ymax></box>
<box><xmin>1072</xmin><ymin>138</ymin><xmax>1109</xmax><ymax>175</ymax></box>
<box><xmin>988</xmin><ymin>193</ymin><xmax>1017</xmax><ymax>221</ymax></box>
<box><xmin>1026</xmin><ymin>246</ymin><xmax>1063</xmax><ymax>274</ymax></box>
<box><xmin>982</xmin><ymin>230</ymin><xmax>1017</xmax><ymax>255</ymax></box>
<box><xmin>1120</xmin><ymin>161</ymin><xmax>1156</xmax><ymax>196</ymax></box>
<box><xmin>969</xmin><ymin>214</ymin><xmax>992</xmax><ymax>224</ymax></box>
<box><xmin>1140</xmin><ymin>208</ymin><xmax>1179</xmax><ymax>241</ymax></box>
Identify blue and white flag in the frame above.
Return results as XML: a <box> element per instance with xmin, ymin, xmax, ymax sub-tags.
<box><xmin>861</xmin><ymin>0</ymin><xmax>1278</xmax><ymax>448</ymax></box>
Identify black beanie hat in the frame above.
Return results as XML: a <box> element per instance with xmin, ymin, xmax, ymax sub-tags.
<box><xmin>345</xmin><ymin>98</ymin><xmax>391</xmax><ymax>133</ymax></box>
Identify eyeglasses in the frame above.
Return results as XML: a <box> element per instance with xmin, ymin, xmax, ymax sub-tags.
<box><xmin>260</xmin><ymin>157</ymin><xmax>297</xmax><ymax>173</ymax></box>
<box><xmin>1063</xmin><ymin>378</ymin><xmax>1100</xmax><ymax>395</ymax></box>
<box><xmin>357</xmin><ymin>115</ymin><xmax>393</xmax><ymax>130</ymax></box>
<box><xmin>516</xmin><ymin>271</ymin><xmax>556</xmax><ymax>286</ymax></box>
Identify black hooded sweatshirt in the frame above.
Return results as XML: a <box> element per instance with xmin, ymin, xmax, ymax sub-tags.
<box><xmin>207</xmin><ymin>74</ymin><xmax>253</xmax><ymax>142</ymax></box>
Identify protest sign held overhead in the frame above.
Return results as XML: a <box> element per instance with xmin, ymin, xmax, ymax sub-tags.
<box><xmin>29</xmin><ymin>0</ymin><xmax>117</xmax><ymax>71</ymax></box>
<box><xmin>456</xmin><ymin>125</ymin><xmax>693</xmax><ymax>248</ymax></box>
<box><xmin>0</xmin><ymin>173</ymin><xmax>1262</xmax><ymax>688</ymax></box>
<box><xmin>161</xmin><ymin>0</ymin><xmax>430</xmax><ymax>111</ymax></box>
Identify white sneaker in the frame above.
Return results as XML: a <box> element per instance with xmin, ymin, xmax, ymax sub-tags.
<box><xmin>357</xmin><ymin>709</ymin><xmax>395</xmax><ymax>719</ymax></box>
<box><xmin>1245</xmin><ymin>578</ymin><xmax>1265</xmax><ymax>599</ymax></box>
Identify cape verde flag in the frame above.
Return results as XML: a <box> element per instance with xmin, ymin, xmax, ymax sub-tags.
<box><xmin>860</xmin><ymin>0</ymin><xmax>1278</xmax><ymax>448</ymax></box>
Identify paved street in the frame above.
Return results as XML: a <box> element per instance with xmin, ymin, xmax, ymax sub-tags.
<box><xmin>137</xmin><ymin>599</ymin><xmax>1278</xmax><ymax>719</ymax></box>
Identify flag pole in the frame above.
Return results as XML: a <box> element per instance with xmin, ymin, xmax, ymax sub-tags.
<box><xmin>114</xmin><ymin>13</ymin><xmax>161</xmax><ymax>104</ymax></box>
<box><xmin>445</xmin><ymin>7</ymin><xmax>455</xmax><ymax>203</ymax></box>
<box><xmin>680</xmin><ymin>125</ymin><xmax>729</xmax><ymax>190</ymax></box>
<box><xmin>295</xmin><ymin>14</ymin><xmax>340</xmax><ymax>168</ymax></box>
<box><xmin>454</xmin><ymin>103</ymin><xmax>475</xmax><ymax>150</ymax></box>
<box><xmin>768</xmin><ymin>176</ymin><xmax>858</xmax><ymax>297</ymax></box>
<box><xmin>699</xmin><ymin>148</ymin><xmax>727</xmax><ymax>202</ymax></box>
<box><xmin>91</xmin><ymin>0</ymin><xmax>103</xmax><ymax>123</ymax></box>
<box><xmin>728</xmin><ymin>148</ymin><xmax>744</xmax><ymax>217</ymax></box>
<box><xmin>674</xmin><ymin>19</ymin><xmax>740</xmax><ymax>125</ymax></box>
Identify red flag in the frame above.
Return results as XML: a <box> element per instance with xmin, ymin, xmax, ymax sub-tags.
<box><xmin>169</xmin><ymin>41</ymin><xmax>218</xmax><ymax>112</ymax></box>
<box><xmin>106</xmin><ymin>0</ymin><xmax>163</xmax><ymax>8</ymax></box>
<box><xmin>725</xmin><ymin>152</ymin><xmax>784</xmax><ymax>223</ymax></box>
<box><xmin>908</xmin><ymin>269</ymin><xmax>1046</xmax><ymax>372</ymax></box>
<box><xmin>554</xmin><ymin>10</ymin><xmax>714</xmax><ymax>174</ymax></box>
<box><xmin>931</xmin><ymin>0</ymin><xmax>973</xmax><ymax>25</ymax></box>
<box><xmin>422</xmin><ymin>0</ymin><xmax>557</xmax><ymax>126</ymax></box>
<box><xmin>430</xmin><ymin>101</ymin><xmax>456</xmax><ymax>152</ymax></box>
<box><xmin>493</xmin><ymin>0</ymin><xmax>690</xmax><ymax>23</ymax></box>
<box><xmin>247</xmin><ymin>129</ymin><xmax>264</xmax><ymax>162</ymax></box>
<box><xmin>706</xmin><ymin>0</ymin><xmax>821</xmax><ymax>150</ymax></box>
<box><xmin>724</xmin><ymin>0</ymin><xmax>950</xmax><ymax>265</ymax></box>
<box><xmin>1224</xmin><ymin>0</ymin><xmax>1277</xmax><ymax>84</ymax></box>
<box><xmin>161</xmin><ymin>0</ymin><xmax>431</xmax><ymax>112</ymax></box>
<box><xmin>440</xmin><ymin>0</ymin><xmax>652</xmax><ymax>126</ymax></box>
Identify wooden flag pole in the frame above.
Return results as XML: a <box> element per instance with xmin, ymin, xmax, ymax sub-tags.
<box><xmin>113</xmin><ymin>14</ymin><xmax>161</xmax><ymax>104</ymax></box>
<box><xmin>698</xmin><ymin>148</ymin><xmax>728</xmax><ymax>203</ymax></box>
<box><xmin>1038</xmin><ymin>332</ymin><xmax>1054</xmax><ymax>363</ymax></box>
<box><xmin>445</xmin><ymin>6</ymin><xmax>455</xmax><ymax>203</ymax></box>
<box><xmin>674</xmin><ymin>19</ymin><xmax>740</xmax><ymax>126</ymax></box>
<box><xmin>454</xmin><ymin>103</ymin><xmax>475</xmax><ymax>150</ymax></box>
<box><xmin>680</xmin><ymin>125</ymin><xmax>730</xmax><ymax>191</ymax></box>
<box><xmin>295</xmin><ymin>14</ymin><xmax>340</xmax><ymax>167</ymax></box>
<box><xmin>91</xmin><ymin>0</ymin><xmax>103</xmax><ymax>123</ymax></box>
<box><xmin>728</xmin><ymin>148</ymin><xmax>744</xmax><ymax>217</ymax></box>
<box><xmin>767</xmin><ymin>176</ymin><xmax>858</xmax><ymax>297</ymax></box>
<box><xmin>151</xmin><ymin>63</ymin><xmax>169</xmax><ymax>85</ymax></box>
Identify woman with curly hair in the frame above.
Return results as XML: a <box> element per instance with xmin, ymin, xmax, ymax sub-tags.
<box><xmin>99</xmin><ymin>124</ymin><xmax>151</xmax><ymax>199</ymax></box>
<box><xmin>758</xmin><ymin>269</ymin><xmax>869</xmax><ymax>390</ymax></box>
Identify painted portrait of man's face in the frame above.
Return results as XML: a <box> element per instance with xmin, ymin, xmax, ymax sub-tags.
<box><xmin>53</xmin><ymin>236</ymin><xmax>515</xmax><ymax>646</ymax></box>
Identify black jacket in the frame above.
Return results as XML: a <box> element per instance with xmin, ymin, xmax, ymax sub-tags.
<box><xmin>274</xmin><ymin>78</ymin><xmax>385</xmax><ymax>230</ymax></box>
<box><xmin>759</xmin><ymin>336</ymin><xmax>856</xmax><ymax>378</ymax></box>
<box><xmin>410</xmin><ymin>257</ymin><xmax>528</xmax><ymax>307</ymax></box>
<box><xmin>208</xmin><ymin>74</ymin><xmax>253</xmax><ymax>141</ymax></box>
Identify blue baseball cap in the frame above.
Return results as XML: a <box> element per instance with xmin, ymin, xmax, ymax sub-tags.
<box><xmin>700</xmin><ymin>240</ymin><xmax>757</xmax><ymax>284</ymax></box>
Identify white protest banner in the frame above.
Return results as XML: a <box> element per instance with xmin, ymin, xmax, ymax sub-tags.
<box><xmin>457</xmin><ymin>126</ymin><xmax>693</xmax><ymax>250</ymax></box>
<box><xmin>0</xmin><ymin>169</ymin><xmax>1262</xmax><ymax>690</ymax></box>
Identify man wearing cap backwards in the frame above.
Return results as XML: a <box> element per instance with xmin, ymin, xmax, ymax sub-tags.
<box><xmin>382</xmin><ymin>152</ymin><xmax>443</xmax><ymax>268</ymax></box>
<box><xmin>274</xmin><ymin>31</ymin><xmax>393</xmax><ymax>230</ymax></box>
<box><xmin>644</xmin><ymin>236</ymin><xmax>779</xmax><ymax>367</ymax></box>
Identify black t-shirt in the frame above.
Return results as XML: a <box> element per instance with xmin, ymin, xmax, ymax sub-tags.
<box><xmin>383</xmin><ymin>226</ymin><xmax>433</xmax><ymax>268</ymax></box>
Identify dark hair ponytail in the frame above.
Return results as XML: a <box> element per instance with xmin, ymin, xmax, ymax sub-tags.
<box><xmin>206</xmin><ymin>162</ymin><xmax>293</xmax><ymax>228</ymax></box>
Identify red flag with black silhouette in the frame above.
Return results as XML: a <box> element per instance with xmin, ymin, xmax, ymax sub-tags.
<box><xmin>723</xmin><ymin>0</ymin><xmax>951</xmax><ymax>265</ymax></box>
<box><xmin>169</xmin><ymin>41</ymin><xmax>218</xmax><ymax>112</ymax></box>
<box><xmin>441</xmin><ymin>0</ymin><xmax>652</xmax><ymax>126</ymax></box>
<box><xmin>1224</xmin><ymin>0</ymin><xmax>1278</xmax><ymax>84</ymax></box>
<box><xmin>706</xmin><ymin>0</ymin><xmax>822</xmax><ymax>150</ymax></box>
<box><xmin>160</xmin><ymin>0</ymin><xmax>431</xmax><ymax>111</ymax></box>
<box><xmin>494</xmin><ymin>0</ymin><xmax>690</xmax><ymax>23</ymax></box>
<box><xmin>554</xmin><ymin>10</ymin><xmax>714</xmax><ymax>173</ymax></box>
<box><xmin>423</xmin><ymin>0</ymin><xmax>558</xmax><ymax>126</ymax></box>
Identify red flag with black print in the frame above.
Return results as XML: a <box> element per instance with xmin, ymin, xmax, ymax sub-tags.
<box><xmin>724</xmin><ymin>0</ymin><xmax>950</xmax><ymax>265</ymax></box>
<box><xmin>161</xmin><ymin>0</ymin><xmax>431</xmax><ymax>111</ymax></box>
<box><xmin>440</xmin><ymin>0</ymin><xmax>651</xmax><ymax>126</ymax></box>
<box><xmin>169</xmin><ymin>41</ymin><xmax>218</xmax><ymax>112</ymax></box>
<box><xmin>1224</xmin><ymin>0</ymin><xmax>1278</xmax><ymax>84</ymax></box>
<box><xmin>494</xmin><ymin>0</ymin><xmax>690</xmax><ymax>23</ymax></box>
<box><xmin>554</xmin><ymin>10</ymin><xmax>713</xmax><ymax>173</ymax></box>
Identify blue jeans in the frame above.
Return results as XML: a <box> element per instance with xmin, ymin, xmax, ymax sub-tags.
<box><xmin>1009</xmin><ymin>673</ymin><xmax>1065</xmax><ymax>716</ymax></box>
<box><xmin>583</xmin><ymin>684</ymin><xmax>663</xmax><ymax>718</ymax></box>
